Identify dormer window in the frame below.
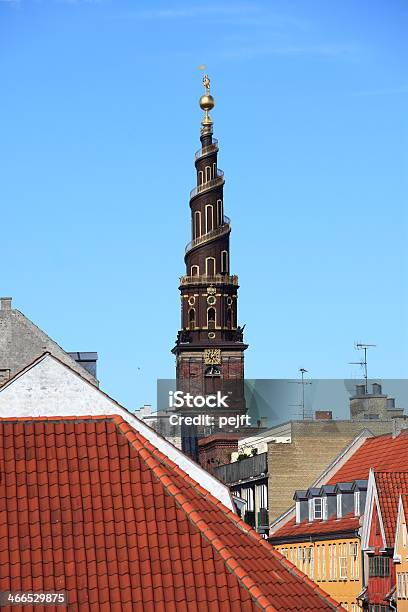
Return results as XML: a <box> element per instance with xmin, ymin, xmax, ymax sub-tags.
<box><xmin>337</xmin><ymin>493</ymin><xmax>342</xmax><ymax>518</ymax></box>
<box><xmin>308</xmin><ymin>497</ymin><xmax>323</xmax><ymax>521</ymax></box>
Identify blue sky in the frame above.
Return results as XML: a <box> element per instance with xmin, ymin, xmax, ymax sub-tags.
<box><xmin>1</xmin><ymin>0</ymin><xmax>407</xmax><ymax>411</ymax></box>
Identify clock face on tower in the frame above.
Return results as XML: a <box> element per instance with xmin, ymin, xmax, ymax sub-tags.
<box><xmin>204</xmin><ymin>348</ymin><xmax>221</xmax><ymax>365</ymax></box>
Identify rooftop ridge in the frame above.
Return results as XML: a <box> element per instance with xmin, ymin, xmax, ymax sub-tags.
<box><xmin>114</xmin><ymin>415</ymin><xmax>341</xmax><ymax>611</ymax></box>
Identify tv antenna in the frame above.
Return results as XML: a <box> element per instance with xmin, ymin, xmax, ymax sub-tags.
<box><xmin>288</xmin><ymin>368</ymin><xmax>312</xmax><ymax>419</ymax></box>
<box><xmin>349</xmin><ymin>343</ymin><xmax>376</xmax><ymax>394</ymax></box>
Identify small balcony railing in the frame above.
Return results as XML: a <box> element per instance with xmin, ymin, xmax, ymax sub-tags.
<box><xmin>185</xmin><ymin>215</ymin><xmax>231</xmax><ymax>254</ymax></box>
<box><xmin>195</xmin><ymin>139</ymin><xmax>219</xmax><ymax>160</ymax></box>
<box><xmin>190</xmin><ymin>169</ymin><xmax>224</xmax><ymax>199</ymax></box>
<box><xmin>180</xmin><ymin>274</ymin><xmax>238</xmax><ymax>286</ymax></box>
<box><xmin>214</xmin><ymin>453</ymin><xmax>268</xmax><ymax>485</ymax></box>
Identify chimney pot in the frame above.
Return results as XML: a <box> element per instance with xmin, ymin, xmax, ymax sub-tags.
<box><xmin>372</xmin><ymin>383</ymin><xmax>382</xmax><ymax>395</ymax></box>
<box><xmin>0</xmin><ymin>297</ymin><xmax>12</xmax><ymax>311</ymax></box>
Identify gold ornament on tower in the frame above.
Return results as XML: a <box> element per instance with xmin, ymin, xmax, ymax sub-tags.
<box><xmin>199</xmin><ymin>74</ymin><xmax>215</xmax><ymax>126</ymax></box>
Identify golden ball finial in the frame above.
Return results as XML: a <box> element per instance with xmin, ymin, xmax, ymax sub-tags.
<box><xmin>199</xmin><ymin>93</ymin><xmax>215</xmax><ymax>112</ymax></box>
<box><xmin>199</xmin><ymin>73</ymin><xmax>215</xmax><ymax>125</ymax></box>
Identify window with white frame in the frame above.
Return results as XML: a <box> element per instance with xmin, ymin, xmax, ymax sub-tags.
<box><xmin>308</xmin><ymin>547</ymin><xmax>314</xmax><ymax>579</ymax></box>
<box><xmin>212</xmin><ymin>162</ymin><xmax>216</xmax><ymax>178</ymax></box>
<box><xmin>339</xmin><ymin>543</ymin><xmax>347</xmax><ymax>579</ymax></box>
<box><xmin>205</xmin><ymin>257</ymin><xmax>215</xmax><ymax>276</ymax></box>
<box><xmin>191</xmin><ymin>265</ymin><xmax>199</xmax><ymax>276</ymax></box>
<box><xmin>216</xmin><ymin>199</ymin><xmax>223</xmax><ymax>225</ymax></box>
<box><xmin>329</xmin><ymin>545</ymin><xmax>333</xmax><ymax>579</ymax></box>
<box><xmin>298</xmin><ymin>547</ymin><xmax>306</xmax><ymax>573</ymax></box>
<box><xmin>349</xmin><ymin>542</ymin><xmax>359</xmax><ymax>579</ymax></box>
<box><xmin>258</xmin><ymin>484</ymin><xmax>267</xmax><ymax>509</ymax></box>
<box><xmin>316</xmin><ymin>545</ymin><xmax>321</xmax><ymax>580</ymax></box>
<box><xmin>354</xmin><ymin>491</ymin><xmax>360</xmax><ymax>516</ymax></box>
<box><xmin>205</xmin><ymin>205</ymin><xmax>214</xmax><ymax>233</ymax></box>
<box><xmin>198</xmin><ymin>170</ymin><xmax>204</xmax><ymax>185</ymax></box>
<box><xmin>241</xmin><ymin>487</ymin><xmax>254</xmax><ymax>512</ymax></box>
<box><xmin>337</xmin><ymin>493</ymin><xmax>342</xmax><ymax>518</ymax></box>
<box><xmin>321</xmin><ymin>545</ymin><xmax>326</xmax><ymax>580</ymax></box>
<box><xmin>309</xmin><ymin>497</ymin><xmax>323</xmax><ymax>520</ymax></box>
<box><xmin>194</xmin><ymin>211</ymin><xmax>201</xmax><ymax>238</ymax></box>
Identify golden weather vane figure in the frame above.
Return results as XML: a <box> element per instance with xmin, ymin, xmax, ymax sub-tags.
<box><xmin>197</xmin><ymin>65</ymin><xmax>214</xmax><ymax>127</ymax></box>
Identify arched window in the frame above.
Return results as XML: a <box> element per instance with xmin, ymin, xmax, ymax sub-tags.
<box><xmin>227</xmin><ymin>307</ymin><xmax>232</xmax><ymax>329</ymax></box>
<box><xmin>191</xmin><ymin>265</ymin><xmax>199</xmax><ymax>276</ymax></box>
<box><xmin>213</xmin><ymin>163</ymin><xmax>217</xmax><ymax>178</ymax></box>
<box><xmin>207</xmin><ymin>307</ymin><xmax>216</xmax><ymax>329</ymax></box>
<box><xmin>194</xmin><ymin>211</ymin><xmax>201</xmax><ymax>238</ymax></box>
<box><xmin>198</xmin><ymin>170</ymin><xmax>204</xmax><ymax>185</ymax></box>
<box><xmin>205</xmin><ymin>257</ymin><xmax>215</xmax><ymax>276</ymax></box>
<box><xmin>221</xmin><ymin>250</ymin><xmax>228</xmax><ymax>273</ymax></box>
<box><xmin>205</xmin><ymin>205</ymin><xmax>214</xmax><ymax>233</ymax></box>
<box><xmin>217</xmin><ymin>199</ymin><xmax>223</xmax><ymax>226</ymax></box>
<box><xmin>205</xmin><ymin>165</ymin><xmax>211</xmax><ymax>182</ymax></box>
<box><xmin>189</xmin><ymin>308</ymin><xmax>195</xmax><ymax>330</ymax></box>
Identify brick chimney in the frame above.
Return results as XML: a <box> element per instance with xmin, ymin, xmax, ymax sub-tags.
<box><xmin>0</xmin><ymin>297</ymin><xmax>12</xmax><ymax>311</ymax></box>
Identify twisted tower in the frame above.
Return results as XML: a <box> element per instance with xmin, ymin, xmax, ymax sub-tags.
<box><xmin>172</xmin><ymin>76</ymin><xmax>248</xmax><ymax>436</ymax></box>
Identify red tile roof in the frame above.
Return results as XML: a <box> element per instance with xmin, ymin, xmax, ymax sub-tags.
<box><xmin>272</xmin><ymin>513</ymin><xmax>360</xmax><ymax>539</ymax></box>
<box><xmin>0</xmin><ymin>416</ymin><xmax>341</xmax><ymax>611</ymax></box>
<box><xmin>327</xmin><ymin>431</ymin><xmax>408</xmax><ymax>484</ymax></box>
<box><xmin>374</xmin><ymin>471</ymin><xmax>408</xmax><ymax>546</ymax></box>
<box><xmin>272</xmin><ymin>431</ymin><xmax>408</xmax><ymax>541</ymax></box>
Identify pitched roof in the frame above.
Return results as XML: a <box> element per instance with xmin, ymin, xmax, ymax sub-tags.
<box><xmin>0</xmin><ymin>352</ymin><xmax>235</xmax><ymax>511</ymax></box>
<box><xmin>271</xmin><ymin>513</ymin><xmax>360</xmax><ymax>540</ymax></box>
<box><xmin>0</xmin><ymin>416</ymin><xmax>341</xmax><ymax>611</ymax></box>
<box><xmin>374</xmin><ymin>471</ymin><xmax>408</xmax><ymax>546</ymax></box>
<box><xmin>326</xmin><ymin>432</ymin><xmax>408</xmax><ymax>484</ymax></box>
<box><xmin>271</xmin><ymin>431</ymin><xmax>408</xmax><ymax>541</ymax></box>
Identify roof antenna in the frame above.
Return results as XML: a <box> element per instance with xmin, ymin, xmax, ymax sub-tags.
<box><xmin>289</xmin><ymin>368</ymin><xmax>312</xmax><ymax>419</ymax></box>
<box><xmin>349</xmin><ymin>343</ymin><xmax>376</xmax><ymax>394</ymax></box>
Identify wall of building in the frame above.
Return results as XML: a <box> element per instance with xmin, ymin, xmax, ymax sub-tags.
<box><xmin>395</xmin><ymin>512</ymin><xmax>408</xmax><ymax>611</ymax></box>
<box><xmin>268</xmin><ymin>420</ymin><xmax>395</xmax><ymax>522</ymax></box>
<box><xmin>276</xmin><ymin>538</ymin><xmax>361</xmax><ymax>611</ymax></box>
<box><xmin>0</xmin><ymin>298</ymin><xmax>97</xmax><ymax>386</ymax></box>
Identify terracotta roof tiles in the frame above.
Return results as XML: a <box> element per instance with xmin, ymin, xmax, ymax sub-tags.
<box><xmin>374</xmin><ymin>471</ymin><xmax>408</xmax><ymax>546</ymax></box>
<box><xmin>272</xmin><ymin>430</ymin><xmax>408</xmax><ymax>541</ymax></box>
<box><xmin>0</xmin><ymin>416</ymin><xmax>341</xmax><ymax>611</ymax></box>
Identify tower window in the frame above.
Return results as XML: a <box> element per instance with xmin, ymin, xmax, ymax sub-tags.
<box><xmin>198</xmin><ymin>170</ymin><xmax>204</xmax><ymax>185</ymax></box>
<box><xmin>194</xmin><ymin>211</ymin><xmax>201</xmax><ymax>239</ymax></box>
<box><xmin>205</xmin><ymin>205</ymin><xmax>214</xmax><ymax>233</ymax></box>
<box><xmin>227</xmin><ymin>307</ymin><xmax>232</xmax><ymax>329</ymax></box>
<box><xmin>207</xmin><ymin>307</ymin><xmax>216</xmax><ymax>329</ymax></box>
<box><xmin>205</xmin><ymin>165</ymin><xmax>211</xmax><ymax>182</ymax></box>
<box><xmin>189</xmin><ymin>308</ymin><xmax>195</xmax><ymax>330</ymax></box>
<box><xmin>191</xmin><ymin>265</ymin><xmax>199</xmax><ymax>276</ymax></box>
<box><xmin>217</xmin><ymin>199</ymin><xmax>223</xmax><ymax>225</ymax></box>
<box><xmin>221</xmin><ymin>250</ymin><xmax>228</xmax><ymax>273</ymax></box>
<box><xmin>205</xmin><ymin>257</ymin><xmax>215</xmax><ymax>276</ymax></box>
<box><xmin>213</xmin><ymin>162</ymin><xmax>216</xmax><ymax>178</ymax></box>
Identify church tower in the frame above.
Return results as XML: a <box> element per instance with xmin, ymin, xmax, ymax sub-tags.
<box><xmin>172</xmin><ymin>76</ymin><xmax>248</xmax><ymax>442</ymax></box>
